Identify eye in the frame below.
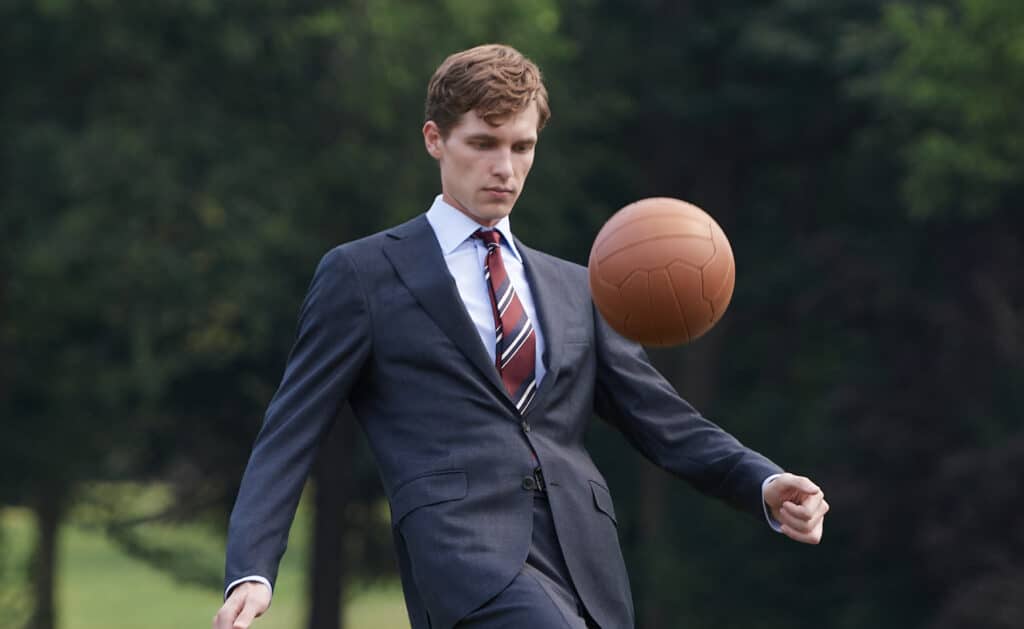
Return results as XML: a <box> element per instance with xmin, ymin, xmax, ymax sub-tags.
<box><xmin>513</xmin><ymin>142</ymin><xmax>535</xmax><ymax>153</ymax></box>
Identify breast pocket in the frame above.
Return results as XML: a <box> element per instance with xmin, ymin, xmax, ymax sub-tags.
<box><xmin>389</xmin><ymin>470</ymin><xmax>468</xmax><ymax>527</ymax></box>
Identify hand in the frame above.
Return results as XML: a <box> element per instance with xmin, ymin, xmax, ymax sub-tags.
<box><xmin>763</xmin><ymin>473</ymin><xmax>829</xmax><ymax>544</ymax></box>
<box><xmin>213</xmin><ymin>582</ymin><xmax>271</xmax><ymax>629</ymax></box>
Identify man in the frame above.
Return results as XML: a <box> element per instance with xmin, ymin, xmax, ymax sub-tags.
<box><xmin>214</xmin><ymin>44</ymin><xmax>829</xmax><ymax>629</ymax></box>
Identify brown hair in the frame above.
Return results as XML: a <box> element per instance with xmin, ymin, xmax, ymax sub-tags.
<box><xmin>425</xmin><ymin>44</ymin><xmax>550</xmax><ymax>136</ymax></box>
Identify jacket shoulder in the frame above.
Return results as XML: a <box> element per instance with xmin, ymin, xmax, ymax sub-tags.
<box><xmin>320</xmin><ymin>214</ymin><xmax>425</xmax><ymax>268</ymax></box>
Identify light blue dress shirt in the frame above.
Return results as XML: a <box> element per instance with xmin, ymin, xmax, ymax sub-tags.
<box><xmin>424</xmin><ymin>195</ymin><xmax>547</xmax><ymax>386</ymax></box>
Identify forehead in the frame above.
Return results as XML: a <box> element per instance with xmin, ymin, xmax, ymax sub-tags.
<box><xmin>450</xmin><ymin>102</ymin><xmax>540</xmax><ymax>139</ymax></box>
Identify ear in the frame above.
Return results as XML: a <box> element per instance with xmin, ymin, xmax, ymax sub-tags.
<box><xmin>423</xmin><ymin>121</ymin><xmax>444</xmax><ymax>160</ymax></box>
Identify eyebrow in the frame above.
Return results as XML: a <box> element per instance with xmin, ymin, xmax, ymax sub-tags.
<box><xmin>465</xmin><ymin>133</ymin><xmax>537</xmax><ymax>144</ymax></box>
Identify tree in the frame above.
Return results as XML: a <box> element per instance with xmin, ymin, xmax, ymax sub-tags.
<box><xmin>859</xmin><ymin>2</ymin><xmax>1024</xmax><ymax>625</ymax></box>
<box><xmin>542</xmin><ymin>2</ymin><xmax>895</xmax><ymax>626</ymax></box>
<box><xmin>0</xmin><ymin>2</ymin><xmax>565</xmax><ymax>627</ymax></box>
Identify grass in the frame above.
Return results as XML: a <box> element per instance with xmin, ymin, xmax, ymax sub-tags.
<box><xmin>1</xmin><ymin>486</ymin><xmax>410</xmax><ymax>629</ymax></box>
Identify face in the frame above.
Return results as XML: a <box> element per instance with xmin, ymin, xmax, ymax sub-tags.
<box><xmin>423</xmin><ymin>102</ymin><xmax>539</xmax><ymax>227</ymax></box>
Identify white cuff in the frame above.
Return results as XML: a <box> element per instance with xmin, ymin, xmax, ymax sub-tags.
<box><xmin>225</xmin><ymin>575</ymin><xmax>273</xmax><ymax>601</ymax></box>
<box><xmin>761</xmin><ymin>474</ymin><xmax>784</xmax><ymax>533</ymax></box>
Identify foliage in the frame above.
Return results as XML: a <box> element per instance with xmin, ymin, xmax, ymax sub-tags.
<box><xmin>0</xmin><ymin>0</ymin><xmax>564</xmax><ymax>513</ymax></box>
<box><xmin>1</xmin><ymin>1</ymin><xmax>1021</xmax><ymax>628</ymax></box>
<box><xmin>880</xmin><ymin>0</ymin><xmax>1024</xmax><ymax>219</ymax></box>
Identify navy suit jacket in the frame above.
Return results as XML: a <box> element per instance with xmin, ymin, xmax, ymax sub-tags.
<box><xmin>224</xmin><ymin>214</ymin><xmax>782</xmax><ymax>629</ymax></box>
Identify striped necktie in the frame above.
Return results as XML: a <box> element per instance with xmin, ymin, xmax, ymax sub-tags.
<box><xmin>473</xmin><ymin>229</ymin><xmax>537</xmax><ymax>413</ymax></box>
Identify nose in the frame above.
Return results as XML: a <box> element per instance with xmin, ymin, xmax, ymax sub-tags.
<box><xmin>491</xmin><ymin>148</ymin><xmax>513</xmax><ymax>180</ymax></box>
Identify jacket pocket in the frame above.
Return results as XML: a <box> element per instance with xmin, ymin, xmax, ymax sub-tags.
<box><xmin>390</xmin><ymin>470</ymin><xmax>468</xmax><ymax>527</ymax></box>
<box><xmin>589</xmin><ymin>480</ymin><xmax>617</xmax><ymax>526</ymax></box>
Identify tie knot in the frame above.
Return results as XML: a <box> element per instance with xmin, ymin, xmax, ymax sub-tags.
<box><xmin>473</xmin><ymin>229</ymin><xmax>502</xmax><ymax>248</ymax></box>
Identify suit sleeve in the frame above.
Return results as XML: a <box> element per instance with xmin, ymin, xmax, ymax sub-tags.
<box><xmin>591</xmin><ymin>302</ymin><xmax>782</xmax><ymax>519</ymax></box>
<box><xmin>224</xmin><ymin>247</ymin><xmax>372</xmax><ymax>592</ymax></box>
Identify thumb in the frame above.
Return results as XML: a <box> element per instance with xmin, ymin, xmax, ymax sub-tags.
<box><xmin>788</xmin><ymin>474</ymin><xmax>821</xmax><ymax>496</ymax></box>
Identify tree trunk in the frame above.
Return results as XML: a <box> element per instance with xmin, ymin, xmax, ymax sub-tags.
<box><xmin>307</xmin><ymin>411</ymin><xmax>356</xmax><ymax>629</ymax></box>
<box><xmin>27</xmin><ymin>486</ymin><xmax>64</xmax><ymax>629</ymax></box>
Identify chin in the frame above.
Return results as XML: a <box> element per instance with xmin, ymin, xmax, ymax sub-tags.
<box><xmin>470</xmin><ymin>206</ymin><xmax>511</xmax><ymax>223</ymax></box>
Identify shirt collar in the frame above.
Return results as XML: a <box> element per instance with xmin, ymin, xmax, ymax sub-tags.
<box><xmin>425</xmin><ymin>194</ymin><xmax>522</xmax><ymax>262</ymax></box>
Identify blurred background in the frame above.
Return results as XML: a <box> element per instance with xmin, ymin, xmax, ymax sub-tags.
<box><xmin>2</xmin><ymin>1</ymin><xmax>1022</xmax><ymax>628</ymax></box>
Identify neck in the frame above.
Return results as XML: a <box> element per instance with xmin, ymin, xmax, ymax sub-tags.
<box><xmin>442</xmin><ymin>192</ymin><xmax>503</xmax><ymax>228</ymax></box>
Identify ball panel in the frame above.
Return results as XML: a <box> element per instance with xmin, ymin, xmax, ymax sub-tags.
<box><xmin>704</xmin><ymin>253</ymin><xmax>737</xmax><ymax>313</ymax></box>
<box><xmin>593</xmin><ymin>215</ymin><xmax>713</xmax><ymax>266</ymax></box>
<box><xmin>592</xmin><ymin>197</ymin><xmax>712</xmax><ymax>249</ymax></box>
<box><xmin>588</xmin><ymin>263</ymin><xmax>630</xmax><ymax>333</ymax></box>
<box><xmin>610</xmin><ymin>197</ymin><xmax>714</xmax><ymax>226</ymax></box>
<box><xmin>710</xmin><ymin>257</ymin><xmax>735</xmax><ymax>321</ymax></box>
<box><xmin>618</xmin><ymin>270</ymin><xmax>653</xmax><ymax>343</ymax></box>
<box><xmin>595</xmin><ymin>236</ymin><xmax>715</xmax><ymax>286</ymax></box>
<box><xmin>646</xmin><ymin>268</ymin><xmax>689</xmax><ymax>346</ymax></box>
<box><xmin>701</xmin><ymin>226</ymin><xmax>736</xmax><ymax>316</ymax></box>
<box><xmin>667</xmin><ymin>261</ymin><xmax>712</xmax><ymax>341</ymax></box>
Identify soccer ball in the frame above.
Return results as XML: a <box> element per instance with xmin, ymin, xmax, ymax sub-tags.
<box><xmin>588</xmin><ymin>197</ymin><xmax>735</xmax><ymax>346</ymax></box>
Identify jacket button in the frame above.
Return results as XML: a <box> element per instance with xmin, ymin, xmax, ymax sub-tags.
<box><xmin>522</xmin><ymin>476</ymin><xmax>537</xmax><ymax>491</ymax></box>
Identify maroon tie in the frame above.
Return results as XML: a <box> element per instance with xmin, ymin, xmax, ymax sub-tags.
<box><xmin>473</xmin><ymin>229</ymin><xmax>537</xmax><ymax>413</ymax></box>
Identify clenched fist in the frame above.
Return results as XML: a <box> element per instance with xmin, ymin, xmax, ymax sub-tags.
<box><xmin>213</xmin><ymin>581</ymin><xmax>271</xmax><ymax>629</ymax></box>
<box><xmin>763</xmin><ymin>473</ymin><xmax>830</xmax><ymax>544</ymax></box>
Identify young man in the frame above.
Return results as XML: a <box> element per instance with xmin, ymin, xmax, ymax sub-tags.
<box><xmin>214</xmin><ymin>44</ymin><xmax>828</xmax><ymax>629</ymax></box>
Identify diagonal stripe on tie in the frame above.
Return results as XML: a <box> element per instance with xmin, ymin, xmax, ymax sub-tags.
<box><xmin>513</xmin><ymin>377</ymin><xmax>537</xmax><ymax>412</ymax></box>
<box><xmin>496</xmin><ymin>282</ymin><xmax>514</xmax><ymax>315</ymax></box>
<box><xmin>501</xmin><ymin>319</ymin><xmax>533</xmax><ymax>368</ymax></box>
<box><xmin>472</xmin><ymin>229</ymin><xmax>537</xmax><ymax>414</ymax></box>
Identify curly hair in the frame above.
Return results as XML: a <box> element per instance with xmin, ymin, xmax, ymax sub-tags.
<box><xmin>425</xmin><ymin>44</ymin><xmax>550</xmax><ymax>136</ymax></box>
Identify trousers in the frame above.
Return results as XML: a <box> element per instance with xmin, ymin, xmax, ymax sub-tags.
<box><xmin>455</xmin><ymin>492</ymin><xmax>600</xmax><ymax>628</ymax></box>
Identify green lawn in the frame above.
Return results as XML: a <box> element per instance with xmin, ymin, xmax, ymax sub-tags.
<box><xmin>1</xmin><ymin>487</ymin><xmax>409</xmax><ymax>629</ymax></box>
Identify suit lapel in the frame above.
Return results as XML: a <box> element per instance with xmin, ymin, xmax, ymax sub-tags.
<box><xmin>517</xmin><ymin>241</ymin><xmax>569</xmax><ymax>415</ymax></box>
<box><xmin>382</xmin><ymin>216</ymin><xmax>515</xmax><ymax>409</ymax></box>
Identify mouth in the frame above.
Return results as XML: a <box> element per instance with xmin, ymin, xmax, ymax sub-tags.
<box><xmin>483</xmin><ymin>187</ymin><xmax>515</xmax><ymax>196</ymax></box>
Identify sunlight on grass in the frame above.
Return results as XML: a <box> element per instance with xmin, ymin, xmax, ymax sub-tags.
<box><xmin>1</xmin><ymin>485</ymin><xmax>409</xmax><ymax>629</ymax></box>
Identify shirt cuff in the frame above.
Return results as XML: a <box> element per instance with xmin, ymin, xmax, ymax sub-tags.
<box><xmin>225</xmin><ymin>576</ymin><xmax>273</xmax><ymax>601</ymax></box>
<box><xmin>761</xmin><ymin>473</ymin><xmax>784</xmax><ymax>533</ymax></box>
